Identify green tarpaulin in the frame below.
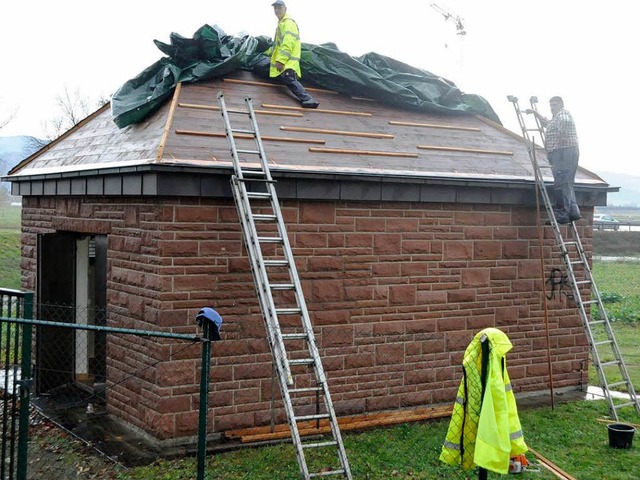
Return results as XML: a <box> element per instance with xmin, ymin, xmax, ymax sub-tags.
<box><xmin>111</xmin><ymin>24</ymin><xmax>500</xmax><ymax>129</ymax></box>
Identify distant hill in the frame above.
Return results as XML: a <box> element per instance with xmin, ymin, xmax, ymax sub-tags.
<box><xmin>594</xmin><ymin>171</ymin><xmax>640</xmax><ymax>207</ymax></box>
<box><xmin>0</xmin><ymin>135</ymin><xmax>47</xmax><ymax>201</ymax></box>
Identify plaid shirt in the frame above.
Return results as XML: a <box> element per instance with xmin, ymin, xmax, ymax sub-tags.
<box><xmin>544</xmin><ymin>109</ymin><xmax>579</xmax><ymax>152</ymax></box>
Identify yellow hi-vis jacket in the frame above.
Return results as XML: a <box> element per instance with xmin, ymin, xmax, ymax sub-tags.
<box><xmin>269</xmin><ymin>14</ymin><xmax>302</xmax><ymax>78</ymax></box>
<box><xmin>439</xmin><ymin>328</ymin><xmax>527</xmax><ymax>474</ymax></box>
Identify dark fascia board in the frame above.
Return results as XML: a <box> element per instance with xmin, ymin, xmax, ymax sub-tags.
<box><xmin>4</xmin><ymin>163</ymin><xmax>618</xmax><ymax>207</ymax></box>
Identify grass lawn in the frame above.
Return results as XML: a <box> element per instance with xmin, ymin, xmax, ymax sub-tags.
<box><xmin>113</xmin><ymin>400</ymin><xmax>637</xmax><ymax>480</ymax></box>
<box><xmin>0</xmin><ymin>230</ymin><xmax>20</xmax><ymax>289</ymax></box>
<box><xmin>0</xmin><ymin>204</ymin><xmax>21</xmax><ymax>230</ymax></box>
<box><xmin>590</xmin><ymin>261</ymin><xmax>640</xmax><ymax>391</ymax></box>
<box><xmin>0</xmin><ymin>205</ymin><xmax>21</xmax><ymax>289</ymax></box>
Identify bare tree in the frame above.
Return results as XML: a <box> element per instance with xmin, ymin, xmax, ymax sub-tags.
<box><xmin>0</xmin><ymin>105</ymin><xmax>17</xmax><ymax>131</ymax></box>
<box><xmin>44</xmin><ymin>87</ymin><xmax>109</xmax><ymax>140</ymax></box>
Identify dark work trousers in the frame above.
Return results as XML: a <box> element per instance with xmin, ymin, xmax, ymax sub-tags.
<box><xmin>548</xmin><ymin>147</ymin><xmax>580</xmax><ymax>222</ymax></box>
<box><xmin>279</xmin><ymin>68</ymin><xmax>314</xmax><ymax>103</ymax></box>
<box><xmin>251</xmin><ymin>56</ymin><xmax>314</xmax><ymax>104</ymax></box>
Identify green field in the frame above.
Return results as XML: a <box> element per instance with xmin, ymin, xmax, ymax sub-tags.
<box><xmin>116</xmin><ymin>401</ymin><xmax>638</xmax><ymax>480</ymax></box>
<box><xmin>0</xmin><ymin>205</ymin><xmax>21</xmax><ymax>289</ymax></box>
<box><xmin>0</xmin><ymin>231</ymin><xmax>20</xmax><ymax>289</ymax></box>
<box><xmin>0</xmin><ymin>205</ymin><xmax>20</xmax><ymax>289</ymax></box>
<box><xmin>0</xmin><ymin>204</ymin><xmax>21</xmax><ymax>230</ymax></box>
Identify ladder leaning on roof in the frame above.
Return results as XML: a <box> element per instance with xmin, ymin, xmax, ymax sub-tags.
<box><xmin>217</xmin><ymin>92</ymin><xmax>353</xmax><ymax>479</ymax></box>
<box><xmin>507</xmin><ymin>95</ymin><xmax>640</xmax><ymax>421</ymax></box>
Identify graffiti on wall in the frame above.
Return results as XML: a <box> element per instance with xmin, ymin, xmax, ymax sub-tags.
<box><xmin>545</xmin><ymin>267</ymin><xmax>573</xmax><ymax>301</ymax></box>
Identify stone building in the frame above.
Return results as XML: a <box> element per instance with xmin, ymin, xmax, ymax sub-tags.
<box><xmin>4</xmin><ymin>71</ymin><xmax>611</xmax><ymax>443</ymax></box>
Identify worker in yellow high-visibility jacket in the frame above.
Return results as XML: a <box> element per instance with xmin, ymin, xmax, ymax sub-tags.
<box><xmin>440</xmin><ymin>328</ymin><xmax>528</xmax><ymax>475</ymax></box>
<box><xmin>269</xmin><ymin>0</ymin><xmax>319</xmax><ymax>108</ymax></box>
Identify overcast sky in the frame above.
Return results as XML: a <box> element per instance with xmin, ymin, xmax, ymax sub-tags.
<box><xmin>2</xmin><ymin>0</ymin><xmax>638</xmax><ymax>177</ymax></box>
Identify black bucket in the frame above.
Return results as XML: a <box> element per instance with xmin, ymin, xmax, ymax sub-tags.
<box><xmin>607</xmin><ymin>423</ymin><xmax>636</xmax><ymax>449</ymax></box>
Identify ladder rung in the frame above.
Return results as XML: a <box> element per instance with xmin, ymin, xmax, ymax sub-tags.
<box><xmin>296</xmin><ymin>413</ymin><xmax>331</xmax><ymax>421</ymax></box>
<box><xmin>264</xmin><ymin>260</ymin><xmax>289</xmax><ymax>267</ymax></box>
<box><xmin>594</xmin><ymin>340</ymin><xmax>613</xmax><ymax>346</ymax></box>
<box><xmin>570</xmin><ymin>260</ymin><xmax>585</xmax><ymax>265</ymax></box>
<box><xmin>607</xmin><ymin>381</ymin><xmax>629</xmax><ymax>389</ymax></box>
<box><xmin>246</xmin><ymin>192</ymin><xmax>272</xmax><ymax>199</ymax></box>
<box><xmin>576</xmin><ymin>280</ymin><xmax>591</xmax><ymax>285</ymax></box>
<box><xmin>289</xmin><ymin>386</ymin><xmax>323</xmax><ymax>393</ymax></box>
<box><xmin>271</xmin><ymin>283</ymin><xmax>295</xmax><ymax>290</ymax></box>
<box><xmin>282</xmin><ymin>332</ymin><xmax>308</xmax><ymax>340</ymax></box>
<box><xmin>238</xmin><ymin>177</ymin><xmax>277</xmax><ymax>184</ymax></box>
<box><xmin>613</xmin><ymin>401</ymin><xmax>637</xmax><ymax>410</ymax></box>
<box><xmin>309</xmin><ymin>470</ymin><xmax>347</xmax><ymax>478</ymax></box>
<box><xmin>563</xmin><ymin>241</ymin><xmax>578</xmax><ymax>247</ymax></box>
<box><xmin>254</xmin><ymin>214</ymin><xmax>277</xmax><ymax>222</ymax></box>
<box><xmin>237</xmin><ymin>149</ymin><xmax>261</xmax><ymax>155</ymax></box>
<box><xmin>589</xmin><ymin>320</ymin><xmax>606</xmax><ymax>326</ymax></box>
<box><xmin>232</xmin><ymin>128</ymin><xmax>254</xmax><ymax>135</ymax></box>
<box><xmin>303</xmin><ymin>440</ymin><xmax>339</xmax><ymax>449</ymax></box>
<box><xmin>276</xmin><ymin>307</ymin><xmax>302</xmax><ymax>315</ymax></box>
<box><xmin>289</xmin><ymin>358</ymin><xmax>315</xmax><ymax>366</ymax></box>
<box><xmin>227</xmin><ymin>109</ymin><xmax>251</xmax><ymax>115</ymax></box>
<box><xmin>582</xmin><ymin>300</ymin><xmax>599</xmax><ymax>305</ymax></box>
<box><xmin>601</xmin><ymin>360</ymin><xmax>621</xmax><ymax>367</ymax></box>
<box><xmin>257</xmin><ymin>236</ymin><xmax>283</xmax><ymax>243</ymax></box>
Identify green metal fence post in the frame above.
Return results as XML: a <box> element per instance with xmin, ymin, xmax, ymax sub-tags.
<box><xmin>195</xmin><ymin>308</ymin><xmax>223</xmax><ymax>480</ymax></box>
<box><xmin>16</xmin><ymin>292</ymin><xmax>34</xmax><ymax>480</ymax></box>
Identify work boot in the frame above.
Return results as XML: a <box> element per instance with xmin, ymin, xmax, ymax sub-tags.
<box><xmin>546</xmin><ymin>215</ymin><xmax>571</xmax><ymax>225</ymax></box>
<box><xmin>301</xmin><ymin>99</ymin><xmax>319</xmax><ymax>109</ymax></box>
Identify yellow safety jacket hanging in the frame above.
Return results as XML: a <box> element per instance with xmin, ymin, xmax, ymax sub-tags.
<box><xmin>269</xmin><ymin>14</ymin><xmax>302</xmax><ymax>78</ymax></box>
<box><xmin>439</xmin><ymin>327</ymin><xmax>528</xmax><ymax>475</ymax></box>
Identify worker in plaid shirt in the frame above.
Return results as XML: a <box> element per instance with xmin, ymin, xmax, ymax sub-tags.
<box><xmin>526</xmin><ymin>96</ymin><xmax>580</xmax><ymax>224</ymax></box>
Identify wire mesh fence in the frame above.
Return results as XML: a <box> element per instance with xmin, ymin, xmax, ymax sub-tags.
<box><xmin>1</xmin><ymin>297</ymin><xmax>213</xmax><ymax>480</ymax></box>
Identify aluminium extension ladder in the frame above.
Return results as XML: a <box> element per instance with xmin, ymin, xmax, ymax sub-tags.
<box><xmin>217</xmin><ymin>92</ymin><xmax>353</xmax><ymax>479</ymax></box>
<box><xmin>507</xmin><ymin>95</ymin><xmax>640</xmax><ymax>421</ymax></box>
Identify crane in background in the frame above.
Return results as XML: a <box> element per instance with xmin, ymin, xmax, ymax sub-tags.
<box><xmin>430</xmin><ymin>3</ymin><xmax>467</xmax><ymax>36</ymax></box>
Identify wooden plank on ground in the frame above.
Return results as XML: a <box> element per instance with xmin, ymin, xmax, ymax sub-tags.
<box><xmin>528</xmin><ymin>447</ymin><xmax>578</xmax><ymax>480</ymax></box>
<box><xmin>225</xmin><ymin>405</ymin><xmax>453</xmax><ymax>443</ymax></box>
<box><xmin>596</xmin><ymin>418</ymin><xmax>640</xmax><ymax>429</ymax></box>
<box><xmin>175</xmin><ymin>129</ymin><xmax>325</xmax><ymax>145</ymax></box>
<box><xmin>309</xmin><ymin>147</ymin><xmax>417</xmax><ymax>158</ymax></box>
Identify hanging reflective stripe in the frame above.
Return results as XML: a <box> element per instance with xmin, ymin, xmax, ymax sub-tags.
<box><xmin>456</xmin><ymin>396</ymin><xmax>465</xmax><ymax>405</ymax></box>
<box><xmin>510</xmin><ymin>430</ymin><xmax>524</xmax><ymax>440</ymax></box>
<box><xmin>443</xmin><ymin>441</ymin><xmax>461</xmax><ymax>451</ymax></box>
<box><xmin>505</xmin><ymin>382</ymin><xmax>513</xmax><ymax>392</ymax></box>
